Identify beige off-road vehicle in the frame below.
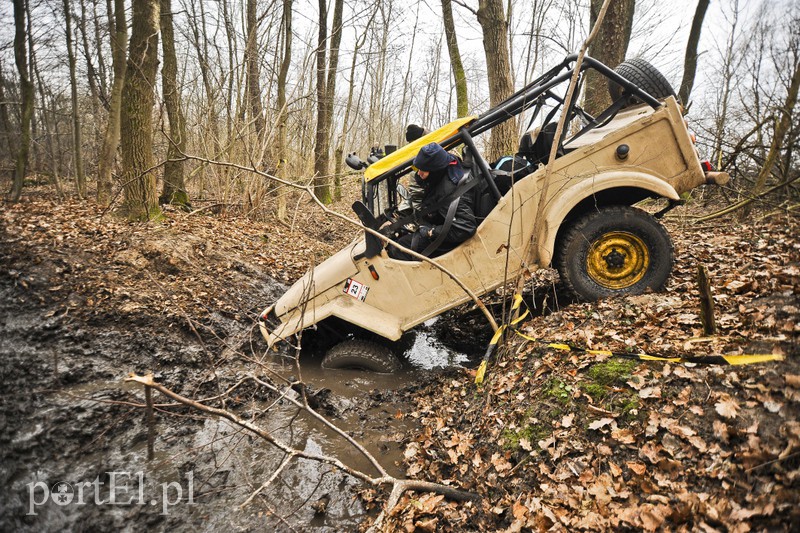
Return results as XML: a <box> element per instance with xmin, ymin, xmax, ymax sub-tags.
<box><xmin>259</xmin><ymin>55</ymin><xmax>728</xmax><ymax>371</ymax></box>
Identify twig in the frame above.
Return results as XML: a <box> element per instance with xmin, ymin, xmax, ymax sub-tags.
<box><xmin>744</xmin><ymin>450</ymin><xmax>800</xmax><ymax>473</ymax></box>
<box><xmin>240</xmin><ymin>452</ymin><xmax>294</xmax><ymax>509</ymax></box>
<box><xmin>693</xmin><ymin>174</ymin><xmax>800</xmax><ymax>222</ymax></box>
<box><xmin>145</xmin><ymin>381</ymin><xmax>155</xmax><ymax>460</ymax></box>
<box><xmin>124</xmin><ymin>373</ymin><xmax>480</xmax><ymax>517</ymax></box>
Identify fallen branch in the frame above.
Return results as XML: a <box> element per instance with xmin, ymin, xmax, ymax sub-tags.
<box><xmin>124</xmin><ymin>373</ymin><xmax>480</xmax><ymax>519</ymax></box>
<box><xmin>693</xmin><ymin>174</ymin><xmax>800</xmax><ymax>222</ymax></box>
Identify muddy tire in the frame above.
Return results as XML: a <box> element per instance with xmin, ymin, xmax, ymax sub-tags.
<box><xmin>555</xmin><ymin>206</ymin><xmax>673</xmax><ymax>301</ymax></box>
<box><xmin>322</xmin><ymin>339</ymin><xmax>401</xmax><ymax>373</ymax></box>
<box><xmin>608</xmin><ymin>58</ymin><xmax>677</xmax><ymax>106</ymax></box>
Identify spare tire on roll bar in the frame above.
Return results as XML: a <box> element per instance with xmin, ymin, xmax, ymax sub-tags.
<box><xmin>608</xmin><ymin>58</ymin><xmax>678</xmax><ymax>107</ymax></box>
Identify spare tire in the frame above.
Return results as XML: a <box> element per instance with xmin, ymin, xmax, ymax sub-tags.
<box><xmin>608</xmin><ymin>58</ymin><xmax>678</xmax><ymax>106</ymax></box>
<box><xmin>321</xmin><ymin>339</ymin><xmax>401</xmax><ymax>373</ymax></box>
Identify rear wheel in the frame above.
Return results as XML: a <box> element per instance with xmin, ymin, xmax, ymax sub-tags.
<box><xmin>555</xmin><ymin>206</ymin><xmax>673</xmax><ymax>301</ymax></box>
<box><xmin>608</xmin><ymin>58</ymin><xmax>678</xmax><ymax>106</ymax></box>
<box><xmin>321</xmin><ymin>339</ymin><xmax>401</xmax><ymax>373</ymax></box>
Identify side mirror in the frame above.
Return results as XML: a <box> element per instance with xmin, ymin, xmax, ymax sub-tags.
<box><xmin>345</xmin><ymin>153</ymin><xmax>367</xmax><ymax>170</ymax></box>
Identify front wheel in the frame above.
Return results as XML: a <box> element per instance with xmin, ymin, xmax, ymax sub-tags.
<box><xmin>321</xmin><ymin>339</ymin><xmax>402</xmax><ymax>373</ymax></box>
<box><xmin>555</xmin><ymin>206</ymin><xmax>674</xmax><ymax>301</ymax></box>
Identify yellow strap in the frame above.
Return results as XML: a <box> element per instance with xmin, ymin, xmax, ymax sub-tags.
<box><xmin>721</xmin><ymin>354</ymin><xmax>784</xmax><ymax>365</ymax></box>
<box><xmin>547</xmin><ymin>343</ymin><xmax>572</xmax><ymax>351</ymax></box>
<box><xmin>510</xmin><ymin>309</ymin><xmax>530</xmax><ymax>325</ymax></box>
<box><xmin>514</xmin><ymin>331</ymin><xmax>538</xmax><ymax>342</ymax></box>
<box><xmin>488</xmin><ymin>325</ymin><xmax>507</xmax><ymax>346</ymax></box>
<box><xmin>475</xmin><ymin>360</ymin><xmax>488</xmax><ymax>385</ymax></box>
<box><xmin>638</xmin><ymin>354</ymin><xmax>684</xmax><ymax>363</ymax></box>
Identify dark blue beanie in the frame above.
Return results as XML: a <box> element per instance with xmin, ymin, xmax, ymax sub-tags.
<box><xmin>413</xmin><ymin>143</ymin><xmax>453</xmax><ymax>172</ymax></box>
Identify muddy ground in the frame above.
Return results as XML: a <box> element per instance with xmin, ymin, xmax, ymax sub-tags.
<box><xmin>0</xmin><ymin>195</ymin><xmax>429</xmax><ymax>532</ymax></box>
<box><xmin>1</xmin><ymin>193</ymin><xmax>799</xmax><ymax>532</ymax></box>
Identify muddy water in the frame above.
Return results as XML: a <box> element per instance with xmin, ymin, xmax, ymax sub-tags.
<box><xmin>0</xmin><ymin>275</ymin><xmax>473</xmax><ymax>532</ymax></box>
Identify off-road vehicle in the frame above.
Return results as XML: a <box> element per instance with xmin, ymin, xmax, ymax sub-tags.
<box><xmin>259</xmin><ymin>55</ymin><xmax>728</xmax><ymax>371</ymax></box>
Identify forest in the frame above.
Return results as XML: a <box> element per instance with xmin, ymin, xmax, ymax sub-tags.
<box><xmin>1</xmin><ymin>0</ymin><xmax>799</xmax><ymax>531</ymax></box>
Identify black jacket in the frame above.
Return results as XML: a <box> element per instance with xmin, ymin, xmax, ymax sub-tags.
<box><xmin>417</xmin><ymin>168</ymin><xmax>477</xmax><ymax>252</ymax></box>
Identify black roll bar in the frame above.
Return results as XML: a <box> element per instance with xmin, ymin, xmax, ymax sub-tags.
<box><xmin>365</xmin><ymin>54</ymin><xmax>664</xmax><ymax>195</ymax></box>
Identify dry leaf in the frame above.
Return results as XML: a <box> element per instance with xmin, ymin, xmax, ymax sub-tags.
<box><xmin>715</xmin><ymin>398</ymin><xmax>740</xmax><ymax>419</ymax></box>
<box><xmin>639</xmin><ymin>386</ymin><xmax>662</xmax><ymax>399</ymax></box>
<box><xmin>612</xmin><ymin>428</ymin><xmax>636</xmax><ymax>444</ymax></box>
<box><xmin>762</xmin><ymin>399</ymin><xmax>782</xmax><ymax>413</ymax></box>
<box><xmin>627</xmin><ymin>461</ymin><xmax>647</xmax><ymax>475</ymax></box>
<box><xmin>589</xmin><ymin>418</ymin><xmax>614</xmax><ymax>430</ymax></box>
<box><xmin>561</xmin><ymin>413</ymin><xmax>575</xmax><ymax>428</ymax></box>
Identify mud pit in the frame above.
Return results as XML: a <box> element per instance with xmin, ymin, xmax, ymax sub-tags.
<box><xmin>0</xmin><ymin>260</ymin><xmax>482</xmax><ymax>531</ymax></box>
<box><xmin>0</xmin><ymin>200</ymin><xmax>482</xmax><ymax>532</ymax></box>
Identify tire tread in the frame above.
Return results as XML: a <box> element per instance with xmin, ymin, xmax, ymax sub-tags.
<box><xmin>322</xmin><ymin>339</ymin><xmax>401</xmax><ymax>373</ymax></box>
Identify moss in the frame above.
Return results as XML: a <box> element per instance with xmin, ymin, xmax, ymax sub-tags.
<box><xmin>583</xmin><ymin>382</ymin><xmax>608</xmax><ymax>401</ymax></box>
<box><xmin>543</xmin><ymin>377</ymin><xmax>573</xmax><ymax>405</ymax></box>
<box><xmin>501</xmin><ymin>424</ymin><xmax>549</xmax><ymax>451</ymax></box>
<box><xmin>588</xmin><ymin>359</ymin><xmax>637</xmax><ymax>386</ymax></box>
<box><xmin>617</xmin><ymin>394</ymin><xmax>640</xmax><ymax>419</ymax></box>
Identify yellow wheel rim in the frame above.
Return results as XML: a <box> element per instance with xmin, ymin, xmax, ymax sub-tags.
<box><xmin>586</xmin><ymin>231</ymin><xmax>649</xmax><ymax>289</ymax></box>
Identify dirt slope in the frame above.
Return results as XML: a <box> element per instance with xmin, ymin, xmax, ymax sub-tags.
<box><xmin>373</xmin><ymin>210</ymin><xmax>800</xmax><ymax>531</ymax></box>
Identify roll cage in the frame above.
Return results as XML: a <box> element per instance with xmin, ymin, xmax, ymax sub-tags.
<box><xmin>352</xmin><ymin>54</ymin><xmax>665</xmax><ymax>260</ymax></box>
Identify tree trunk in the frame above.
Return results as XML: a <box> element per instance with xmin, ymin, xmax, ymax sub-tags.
<box><xmin>751</xmin><ymin>57</ymin><xmax>800</xmax><ymax>195</ymax></box>
<box><xmin>0</xmin><ymin>62</ymin><xmax>18</xmax><ymax>160</ymax></box>
<box><xmin>313</xmin><ymin>0</ymin><xmax>344</xmax><ymax>204</ymax></box>
<box><xmin>63</xmin><ymin>0</ymin><xmax>86</xmax><ymax>198</ymax></box>
<box><xmin>584</xmin><ymin>0</ymin><xmax>635</xmax><ymax>116</ymax></box>
<box><xmin>32</xmin><ymin>51</ymin><xmax>64</xmax><ymax>199</ymax></box>
<box><xmin>275</xmin><ymin>0</ymin><xmax>293</xmax><ymax>221</ymax></box>
<box><xmin>679</xmin><ymin>0</ymin><xmax>710</xmax><ymax>107</ymax></box>
<box><xmin>77</xmin><ymin>0</ymin><xmax>104</xmax><ymax>108</ymax></box>
<box><xmin>97</xmin><ymin>0</ymin><xmax>126</xmax><ymax>206</ymax></box>
<box><xmin>159</xmin><ymin>0</ymin><xmax>189</xmax><ymax>207</ymax></box>
<box><xmin>119</xmin><ymin>0</ymin><xmax>161</xmax><ymax>221</ymax></box>
<box><xmin>9</xmin><ymin>0</ymin><xmax>33</xmax><ymax>202</ymax></box>
<box><xmin>334</xmin><ymin>5</ymin><xmax>376</xmax><ymax>201</ymax></box>
<box><xmin>442</xmin><ymin>0</ymin><xmax>468</xmax><ymax>117</ymax></box>
<box><xmin>476</xmin><ymin>0</ymin><xmax>517</xmax><ymax>159</ymax></box>
<box><xmin>245</xmin><ymin>0</ymin><xmax>266</xmax><ymax>144</ymax></box>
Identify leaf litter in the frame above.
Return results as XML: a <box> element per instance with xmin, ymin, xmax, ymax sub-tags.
<box><xmin>373</xmin><ymin>208</ymin><xmax>799</xmax><ymax>532</ymax></box>
<box><xmin>1</xmin><ymin>191</ymin><xmax>798</xmax><ymax>531</ymax></box>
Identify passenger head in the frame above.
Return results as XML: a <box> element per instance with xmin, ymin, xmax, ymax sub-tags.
<box><xmin>413</xmin><ymin>142</ymin><xmax>453</xmax><ymax>180</ymax></box>
<box><xmin>405</xmin><ymin>124</ymin><xmax>428</xmax><ymax>142</ymax></box>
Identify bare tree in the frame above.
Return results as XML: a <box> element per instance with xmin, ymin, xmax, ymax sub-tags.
<box><xmin>584</xmin><ymin>0</ymin><xmax>635</xmax><ymax>115</ymax></box>
<box><xmin>274</xmin><ymin>0</ymin><xmax>293</xmax><ymax>220</ymax></box>
<box><xmin>97</xmin><ymin>0</ymin><xmax>127</xmax><ymax>206</ymax></box>
<box><xmin>159</xmin><ymin>0</ymin><xmax>189</xmax><ymax>207</ymax></box>
<box><xmin>679</xmin><ymin>0</ymin><xmax>711</xmax><ymax>107</ymax></box>
<box><xmin>476</xmin><ymin>0</ymin><xmax>517</xmax><ymax>159</ymax></box>
<box><xmin>9</xmin><ymin>0</ymin><xmax>34</xmax><ymax>202</ymax></box>
<box><xmin>442</xmin><ymin>0</ymin><xmax>468</xmax><ymax>117</ymax></box>
<box><xmin>119</xmin><ymin>0</ymin><xmax>161</xmax><ymax>220</ymax></box>
<box><xmin>63</xmin><ymin>0</ymin><xmax>86</xmax><ymax>198</ymax></box>
<box><xmin>313</xmin><ymin>0</ymin><xmax>344</xmax><ymax>204</ymax></box>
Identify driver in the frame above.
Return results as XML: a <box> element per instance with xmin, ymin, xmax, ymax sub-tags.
<box><xmin>387</xmin><ymin>142</ymin><xmax>477</xmax><ymax>260</ymax></box>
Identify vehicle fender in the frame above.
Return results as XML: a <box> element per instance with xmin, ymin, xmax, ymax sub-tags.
<box><xmin>263</xmin><ymin>296</ymin><xmax>405</xmax><ymax>348</ymax></box>
<box><xmin>537</xmin><ymin>170</ymin><xmax>680</xmax><ymax>266</ymax></box>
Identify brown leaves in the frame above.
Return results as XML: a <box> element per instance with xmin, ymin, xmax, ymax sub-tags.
<box><xmin>715</xmin><ymin>397</ymin><xmax>740</xmax><ymax>419</ymax></box>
